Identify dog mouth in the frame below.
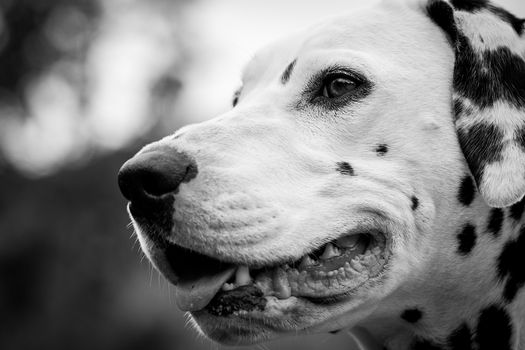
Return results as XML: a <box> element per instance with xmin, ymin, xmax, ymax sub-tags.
<box><xmin>158</xmin><ymin>230</ymin><xmax>389</xmax><ymax>316</ymax></box>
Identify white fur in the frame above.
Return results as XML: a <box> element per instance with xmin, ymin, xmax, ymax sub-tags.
<box><xmin>129</xmin><ymin>0</ymin><xmax>525</xmax><ymax>349</ymax></box>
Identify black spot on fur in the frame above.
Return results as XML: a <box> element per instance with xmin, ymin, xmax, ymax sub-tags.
<box><xmin>130</xmin><ymin>196</ymin><xmax>175</xmax><ymax>240</ymax></box>
<box><xmin>412</xmin><ymin>339</ymin><xmax>443</xmax><ymax>350</ymax></box>
<box><xmin>457</xmin><ymin>124</ymin><xmax>504</xmax><ymax>185</ymax></box>
<box><xmin>475</xmin><ymin>305</ymin><xmax>512</xmax><ymax>350</ymax></box>
<box><xmin>497</xmin><ymin>226</ymin><xmax>525</xmax><ymax>302</ymax></box>
<box><xmin>280</xmin><ymin>59</ymin><xmax>297</xmax><ymax>84</ymax></box>
<box><xmin>401</xmin><ymin>308</ymin><xmax>422</xmax><ymax>323</ymax></box>
<box><xmin>375</xmin><ymin>144</ymin><xmax>388</xmax><ymax>155</ymax></box>
<box><xmin>453</xmin><ymin>98</ymin><xmax>464</xmax><ymax>120</ymax></box>
<box><xmin>509</xmin><ymin>196</ymin><xmax>525</xmax><ymax>221</ymax></box>
<box><xmin>458</xmin><ymin>175</ymin><xmax>476</xmax><ymax>206</ymax></box>
<box><xmin>509</xmin><ymin>203</ymin><xmax>525</xmax><ymax>229</ymax></box>
<box><xmin>454</xmin><ymin>34</ymin><xmax>525</xmax><ymax>109</ymax></box>
<box><xmin>516</xmin><ymin>124</ymin><xmax>525</xmax><ymax>152</ymax></box>
<box><xmin>336</xmin><ymin>162</ymin><xmax>355</xmax><ymax>176</ymax></box>
<box><xmin>329</xmin><ymin>329</ymin><xmax>341</xmax><ymax>334</ymax></box>
<box><xmin>453</xmin><ymin>98</ymin><xmax>475</xmax><ymax>121</ymax></box>
<box><xmin>457</xmin><ymin>224</ymin><xmax>476</xmax><ymax>255</ymax></box>
<box><xmin>487</xmin><ymin>5</ymin><xmax>524</xmax><ymax>35</ymax></box>
<box><xmin>448</xmin><ymin>323</ymin><xmax>473</xmax><ymax>350</ymax></box>
<box><xmin>427</xmin><ymin>0</ymin><xmax>458</xmax><ymax>43</ymax></box>
<box><xmin>411</xmin><ymin>196</ymin><xmax>419</xmax><ymax>211</ymax></box>
<box><xmin>232</xmin><ymin>89</ymin><xmax>241</xmax><ymax>107</ymax></box>
<box><xmin>487</xmin><ymin>208</ymin><xmax>504</xmax><ymax>237</ymax></box>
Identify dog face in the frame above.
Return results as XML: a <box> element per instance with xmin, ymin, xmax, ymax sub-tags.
<box><xmin>118</xmin><ymin>0</ymin><xmax>525</xmax><ymax>346</ymax></box>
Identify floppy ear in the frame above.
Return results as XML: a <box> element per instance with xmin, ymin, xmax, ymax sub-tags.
<box><xmin>427</xmin><ymin>0</ymin><xmax>525</xmax><ymax>208</ymax></box>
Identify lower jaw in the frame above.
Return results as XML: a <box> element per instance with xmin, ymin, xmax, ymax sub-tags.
<box><xmin>193</xmin><ymin>295</ymin><xmax>348</xmax><ymax>346</ymax></box>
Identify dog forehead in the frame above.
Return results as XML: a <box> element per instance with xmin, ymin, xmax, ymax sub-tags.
<box><xmin>244</xmin><ymin>0</ymin><xmax>449</xmax><ymax>81</ymax></box>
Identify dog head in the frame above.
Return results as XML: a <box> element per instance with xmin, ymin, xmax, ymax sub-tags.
<box><xmin>118</xmin><ymin>0</ymin><xmax>525</xmax><ymax>346</ymax></box>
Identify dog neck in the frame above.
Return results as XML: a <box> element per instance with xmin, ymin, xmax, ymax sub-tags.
<box><xmin>358</xmin><ymin>196</ymin><xmax>525</xmax><ymax>350</ymax></box>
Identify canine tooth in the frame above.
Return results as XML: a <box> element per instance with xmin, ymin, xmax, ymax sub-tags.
<box><xmin>320</xmin><ymin>243</ymin><xmax>339</xmax><ymax>260</ymax></box>
<box><xmin>337</xmin><ymin>235</ymin><xmax>360</xmax><ymax>248</ymax></box>
<box><xmin>235</xmin><ymin>266</ymin><xmax>251</xmax><ymax>286</ymax></box>
<box><xmin>273</xmin><ymin>268</ymin><xmax>291</xmax><ymax>299</ymax></box>
<box><xmin>300</xmin><ymin>255</ymin><xmax>316</xmax><ymax>268</ymax></box>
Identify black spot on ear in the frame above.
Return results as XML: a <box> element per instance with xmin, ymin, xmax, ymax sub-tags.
<box><xmin>497</xmin><ymin>226</ymin><xmax>525</xmax><ymax>302</ymax></box>
<box><xmin>475</xmin><ymin>305</ymin><xmax>512</xmax><ymax>350</ymax></box>
<box><xmin>412</xmin><ymin>339</ymin><xmax>443</xmax><ymax>350</ymax></box>
<box><xmin>427</xmin><ymin>0</ymin><xmax>458</xmax><ymax>43</ymax></box>
<box><xmin>487</xmin><ymin>5</ymin><xmax>524</xmax><ymax>35</ymax></box>
<box><xmin>336</xmin><ymin>162</ymin><xmax>355</xmax><ymax>176</ymax></box>
<box><xmin>411</xmin><ymin>196</ymin><xmax>419</xmax><ymax>211</ymax></box>
<box><xmin>457</xmin><ymin>223</ymin><xmax>476</xmax><ymax>255</ymax></box>
<box><xmin>280</xmin><ymin>59</ymin><xmax>297</xmax><ymax>84</ymax></box>
<box><xmin>453</xmin><ymin>98</ymin><xmax>464</xmax><ymax>120</ymax></box>
<box><xmin>458</xmin><ymin>175</ymin><xmax>476</xmax><ymax>206</ymax></box>
<box><xmin>401</xmin><ymin>308</ymin><xmax>423</xmax><ymax>323</ymax></box>
<box><xmin>509</xmin><ymin>196</ymin><xmax>525</xmax><ymax>221</ymax></box>
<box><xmin>515</xmin><ymin>124</ymin><xmax>525</xmax><ymax>152</ymax></box>
<box><xmin>453</xmin><ymin>98</ymin><xmax>475</xmax><ymax>121</ymax></box>
<box><xmin>457</xmin><ymin>124</ymin><xmax>504</xmax><ymax>188</ymax></box>
<box><xmin>454</xmin><ymin>34</ymin><xmax>525</xmax><ymax>109</ymax></box>
<box><xmin>448</xmin><ymin>323</ymin><xmax>473</xmax><ymax>350</ymax></box>
<box><xmin>487</xmin><ymin>208</ymin><xmax>504</xmax><ymax>237</ymax></box>
<box><xmin>375</xmin><ymin>144</ymin><xmax>388</xmax><ymax>156</ymax></box>
<box><xmin>450</xmin><ymin>0</ymin><xmax>488</xmax><ymax>12</ymax></box>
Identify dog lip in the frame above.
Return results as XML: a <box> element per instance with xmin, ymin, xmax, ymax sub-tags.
<box><xmin>146</xmin><ymin>224</ymin><xmax>390</xmax><ymax>314</ymax></box>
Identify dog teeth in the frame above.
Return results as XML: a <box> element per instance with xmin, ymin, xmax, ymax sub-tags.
<box><xmin>235</xmin><ymin>265</ymin><xmax>251</xmax><ymax>286</ymax></box>
<box><xmin>320</xmin><ymin>243</ymin><xmax>340</xmax><ymax>260</ymax></box>
<box><xmin>336</xmin><ymin>235</ymin><xmax>360</xmax><ymax>249</ymax></box>
<box><xmin>222</xmin><ymin>282</ymin><xmax>235</xmax><ymax>291</ymax></box>
<box><xmin>350</xmin><ymin>259</ymin><xmax>364</xmax><ymax>272</ymax></box>
<box><xmin>273</xmin><ymin>268</ymin><xmax>291</xmax><ymax>299</ymax></box>
<box><xmin>300</xmin><ymin>255</ymin><xmax>316</xmax><ymax>268</ymax></box>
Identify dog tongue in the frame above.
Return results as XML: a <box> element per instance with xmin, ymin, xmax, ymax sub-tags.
<box><xmin>175</xmin><ymin>267</ymin><xmax>236</xmax><ymax>312</ymax></box>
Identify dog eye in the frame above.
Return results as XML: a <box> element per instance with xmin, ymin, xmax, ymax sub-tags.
<box><xmin>322</xmin><ymin>75</ymin><xmax>358</xmax><ymax>99</ymax></box>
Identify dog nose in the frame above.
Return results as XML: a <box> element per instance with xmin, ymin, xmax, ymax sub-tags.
<box><xmin>118</xmin><ymin>147</ymin><xmax>198</xmax><ymax>205</ymax></box>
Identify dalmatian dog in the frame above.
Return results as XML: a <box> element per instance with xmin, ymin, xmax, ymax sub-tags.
<box><xmin>117</xmin><ymin>0</ymin><xmax>525</xmax><ymax>349</ymax></box>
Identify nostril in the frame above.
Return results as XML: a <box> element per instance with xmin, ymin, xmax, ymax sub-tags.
<box><xmin>118</xmin><ymin>148</ymin><xmax>198</xmax><ymax>204</ymax></box>
<box><xmin>141</xmin><ymin>170</ymin><xmax>174</xmax><ymax>197</ymax></box>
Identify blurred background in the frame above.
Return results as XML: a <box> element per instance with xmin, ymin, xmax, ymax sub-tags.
<box><xmin>0</xmin><ymin>0</ymin><xmax>523</xmax><ymax>349</ymax></box>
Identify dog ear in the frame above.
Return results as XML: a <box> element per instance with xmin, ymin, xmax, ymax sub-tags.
<box><xmin>427</xmin><ymin>0</ymin><xmax>525</xmax><ymax>208</ymax></box>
